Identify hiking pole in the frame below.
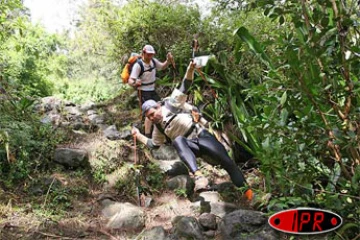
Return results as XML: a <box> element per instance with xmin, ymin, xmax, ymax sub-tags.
<box><xmin>132</xmin><ymin>127</ymin><xmax>142</xmax><ymax>206</ymax></box>
<box><xmin>138</xmin><ymin>88</ymin><xmax>142</xmax><ymax>119</ymax></box>
<box><xmin>133</xmin><ymin>131</ymin><xmax>137</xmax><ymax>165</ymax></box>
<box><xmin>168</xmin><ymin>56</ymin><xmax>179</xmax><ymax>87</ymax></box>
<box><xmin>192</xmin><ymin>39</ymin><xmax>199</xmax><ymax>59</ymax></box>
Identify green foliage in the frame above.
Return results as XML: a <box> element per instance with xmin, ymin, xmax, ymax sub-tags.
<box><xmin>1</xmin><ymin>1</ymin><xmax>359</xmax><ymax>237</ymax></box>
<box><xmin>174</xmin><ymin>188</ymin><xmax>188</xmax><ymax>198</ymax></box>
<box><xmin>107</xmin><ymin>0</ymin><xmax>201</xmax><ymax>60</ymax></box>
<box><xmin>221</xmin><ymin>1</ymin><xmax>360</xmax><ymax>237</ymax></box>
<box><xmin>0</xmin><ymin>96</ymin><xmax>61</xmax><ymax>186</ymax></box>
<box><xmin>1</xmin><ymin>20</ymin><xmax>61</xmax><ymax>97</ymax></box>
<box><xmin>114</xmin><ymin>164</ymin><xmax>138</xmax><ymax>200</ymax></box>
<box><xmin>144</xmin><ymin>162</ymin><xmax>165</xmax><ymax>191</ymax></box>
<box><xmin>0</xmin><ymin>0</ymin><xmax>22</xmax><ymax>41</ymax></box>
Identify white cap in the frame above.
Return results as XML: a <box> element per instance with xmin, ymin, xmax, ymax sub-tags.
<box><xmin>143</xmin><ymin>45</ymin><xmax>156</xmax><ymax>54</ymax></box>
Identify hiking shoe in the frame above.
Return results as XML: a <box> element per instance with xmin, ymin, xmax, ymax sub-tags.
<box><xmin>194</xmin><ymin>176</ymin><xmax>209</xmax><ymax>192</ymax></box>
<box><xmin>245</xmin><ymin>190</ymin><xmax>272</xmax><ymax>210</ymax></box>
<box><xmin>244</xmin><ymin>189</ymin><xmax>254</xmax><ymax>202</ymax></box>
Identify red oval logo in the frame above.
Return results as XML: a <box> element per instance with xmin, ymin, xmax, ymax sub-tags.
<box><xmin>268</xmin><ymin>208</ymin><xmax>342</xmax><ymax>234</ymax></box>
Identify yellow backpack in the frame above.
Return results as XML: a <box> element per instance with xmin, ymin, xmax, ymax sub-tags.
<box><xmin>121</xmin><ymin>55</ymin><xmax>156</xmax><ymax>84</ymax></box>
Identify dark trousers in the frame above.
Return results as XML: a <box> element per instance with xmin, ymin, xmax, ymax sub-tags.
<box><xmin>138</xmin><ymin>90</ymin><xmax>160</xmax><ymax>105</ymax></box>
<box><xmin>172</xmin><ymin>129</ymin><xmax>246</xmax><ymax>187</ymax></box>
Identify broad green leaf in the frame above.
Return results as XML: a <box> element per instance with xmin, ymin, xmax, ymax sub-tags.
<box><xmin>280</xmin><ymin>91</ymin><xmax>287</xmax><ymax>106</ymax></box>
<box><xmin>235</xmin><ymin>27</ymin><xmax>274</xmax><ymax>70</ymax></box>
<box><xmin>280</xmin><ymin>108</ymin><xmax>288</xmax><ymax>126</ymax></box>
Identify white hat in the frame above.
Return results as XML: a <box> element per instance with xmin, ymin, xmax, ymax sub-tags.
<box><xmin>143</xmin><ymin>45</ymin><xmax>156</xmax><ymax>54</ymax></box>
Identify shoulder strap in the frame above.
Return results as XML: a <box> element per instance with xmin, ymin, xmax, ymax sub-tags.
<box><xmin>136</xmin><ymin>58</ymin><xmax>145</xmax><ymax>77</ymax></box>
<box><xmin>155</xmin><ymin>123</ymin><xmax>171</xmax><ymax>143</ymax></box>
<box><xmin>139</xmin><ymin>58</ymin><xmax>156</xmax><ymax>77</ymax></box>
<box><xmin>155</xmin><ymin>113</ymin><xmax>178</xmax><ymax>143</ymax></box>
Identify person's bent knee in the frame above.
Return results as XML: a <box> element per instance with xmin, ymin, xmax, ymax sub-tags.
<box><xmin>172</xmin><ymin>136</ymin><xmax>187</xmax><ymax>148</ymax></box>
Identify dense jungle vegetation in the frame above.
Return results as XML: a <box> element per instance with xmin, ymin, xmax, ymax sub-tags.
<box><xmin>1</xmin><ymin>0</ymin><xmax>359</xmax><ymax>238</ymax></box>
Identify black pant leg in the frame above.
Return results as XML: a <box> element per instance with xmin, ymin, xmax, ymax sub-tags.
<box><xmin>197</xmin><ymin>130</ymin><xmax>247</xmax><ymax>187</ymax></box>
<box><xmin>172</xmin><ymin>136</ymin><xmax>200</xmax><ymax>173</ymax></box>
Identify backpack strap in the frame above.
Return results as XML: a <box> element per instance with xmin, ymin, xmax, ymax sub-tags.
<box><xmin>155</xmin><ymin>123</ymin><xmax>171</xmax><ymax>143</ymax></box>
<box><xmin>141</xmin><ymin>80</ymin><xmax>156</xmax><ymax>86</ymax></box>
<box><xmin>155</xmin><ymin>113</ymin><xmax>177</xmax><ymax>143</ymax></box>
<box><xmin>137</xmin><ymin>58</ymin><xmax>156</xmax><ymax>78</ymax></box>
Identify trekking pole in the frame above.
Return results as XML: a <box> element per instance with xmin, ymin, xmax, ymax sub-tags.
<box><xmin>168</xmin><ymin>56</ymin><xmax>179</xmax><ymax>87</ymax></box>
<box><xmin>133</xmin><ymin>132</ymin><xmax>137</xmax><ymax>165</ymax></box>
<box><xmin>192</xmin><ymin>39</ymin><xmax>199</xmax><ymax>59</ymax></box>
<box><xmin>190</xmin><ymin>39</ymin><xmax>228</xmax><ymax>144</ymax></box>
<box><xmin>191</xmin><ymin>38</ymin><xmax>221</xmax><ymax>105</ymax></box>
<box><xmin>132</xmin><ymin>128</ymin><xmax>142</xmax><ymax>206</ymax></box>
<box><xmin>138</xmin><ymin>88</ymin><xmax>142</xmax><ymax>119</ymax></box>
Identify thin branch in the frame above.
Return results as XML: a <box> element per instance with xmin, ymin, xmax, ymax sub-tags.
<box><xmin>42</xmin><ymin>177</ymin><xmax>56</xmax><ymax>209</ymax></box>
<box><xmin>297</xmin><ymin>73</ymin><xmax>352</xmax><ymax>180</ymax></box>
<box><xmin>351</xmin><ymin>233</ymin><xmax>360</xmax><ymax>240</ymax></box>
<box><xmin>36</xmin><ymin>232</ymin><xmax>77</xmax><ymax>239</ymax></box>
<box><xmin>301</xmin><ymin>0</ymin><xmax>311</xmax><ymax>33</ymax></box>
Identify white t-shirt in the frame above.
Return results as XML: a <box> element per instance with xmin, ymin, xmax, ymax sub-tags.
<box><xmin>130</xmin><ymin>58</ymin><xmax>163</xmax><ymax>91</ymax></box>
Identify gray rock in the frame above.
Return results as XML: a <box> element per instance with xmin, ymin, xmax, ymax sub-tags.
<box><xmin>40</xmin><ymin>116</ymin><xmax>52</xmax><ymax>124</ymax></box>
<box><xmin>41</xmin><ymin>113</ymin><xmax>61</xmax><ymax>125</ymax></box>
<box><xmin>97</xmin><ymin>193</ymin><xmax>117</xmax><ymax>203</ymax></box>
<box><xmin>198</xmin><ymin>213</ymin><xmax>217</xmax><ymax>230</ymax></box>
<box><xmin>103</xmin><ymin>125</ymin><xmax>121</xmax><ymax>140</ymax></box>
<box><xmin>172</xmin><ymin>216</ymin><xmax>204</xmax><ymax>240</ymax></box>
<box><xmin>194</xmin><ymin>191</ymin><xmax>238</xmax><ymax>217</ymax></box>
<box><xmin>219</xmin><ymin>209</ymin><xmax>279</xmax><ymax>240</ymax></box>
<box><xmin>156</xmin><ymin>160</ymin><xmax>189</xmax><ymax>177</ymax></box>
<box><xmin>28</xmin><ymin>176</ymin><xmax>63</xmax><ymax>195</ymax></box>
<box><xmin>88</xmin><ymin>113</ymin><xmax>104</xmax><ymax>124</ymax></box>
<box><xmin>208</xmin><ymin>202</ymin><xmax>238</xmax><ymax>218</ymax></box>
<box><xmin>72</xmin><ymin>121</ymin><xmax>88</xmax><ymax>131</ymax></box>
<box><xmin>64</xmin><ymin>106</ymin><xmax>82</xmax><ymax>117</ymax></box>
<box><xmin>87</xmin><ymin>110</ymin><xmax>97</xmax><ymax>116</ymax></box>
<box><xmin>40</xmin><ymin>96</ymin><xmax>62</xmax><ymax>113</ymax></box>
<box><xmin>197</xmin><ymin>191</ymin><xmax>222</xmax><ymax>203</ymax></box>
<box><xmin>166</xmin><ymin>175</ymin><xmax>194</xmax><ymax>196</ymax></box>
<box><xmin>151</xmin><ymin>145</ymin><xmax>179</xmax><ymax>160</ymax></box>
<box><xmin>80</xmin><ymin>101</ymin><xmax>96</xmax><ymax>111</ymax></box>
<box><xmin>54</xmin><ymin>148</ymin><xmax>88</xmax><ymax>168</ymax></box>
<box><xmin>203</xmin><ymin>230</ymin><xmax>216</xmax><ymax>238</ymax></box>
<box><xmin>119</xmin><ymin>129</ymin><xmax>132</xmax><ymax>140</ymax></box>
<box><xmin>136</xmin><ymin>226</ymin><xmax>167</xmax><ymax>240</ymax></box>
<box><xmin>104</xmin><ymin>202</ymin><xmax>145</xmax><ymax>230</ymax></box>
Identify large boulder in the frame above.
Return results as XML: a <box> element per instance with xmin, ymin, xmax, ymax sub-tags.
<box><xmin>219</xmin><ymin>209</ymin><xmax>279</xmax><ymax>240</ymax></box>
<box><xmin>54</xmin><ymin>148</ymin><xmax>88</xmax><ymax>168</ymax></box>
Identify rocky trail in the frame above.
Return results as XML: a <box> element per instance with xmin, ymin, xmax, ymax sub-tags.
<box><xmin>0</xmin><ymin>92</ymin><xmax>283</xmax><ymax>240</ymax></box>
